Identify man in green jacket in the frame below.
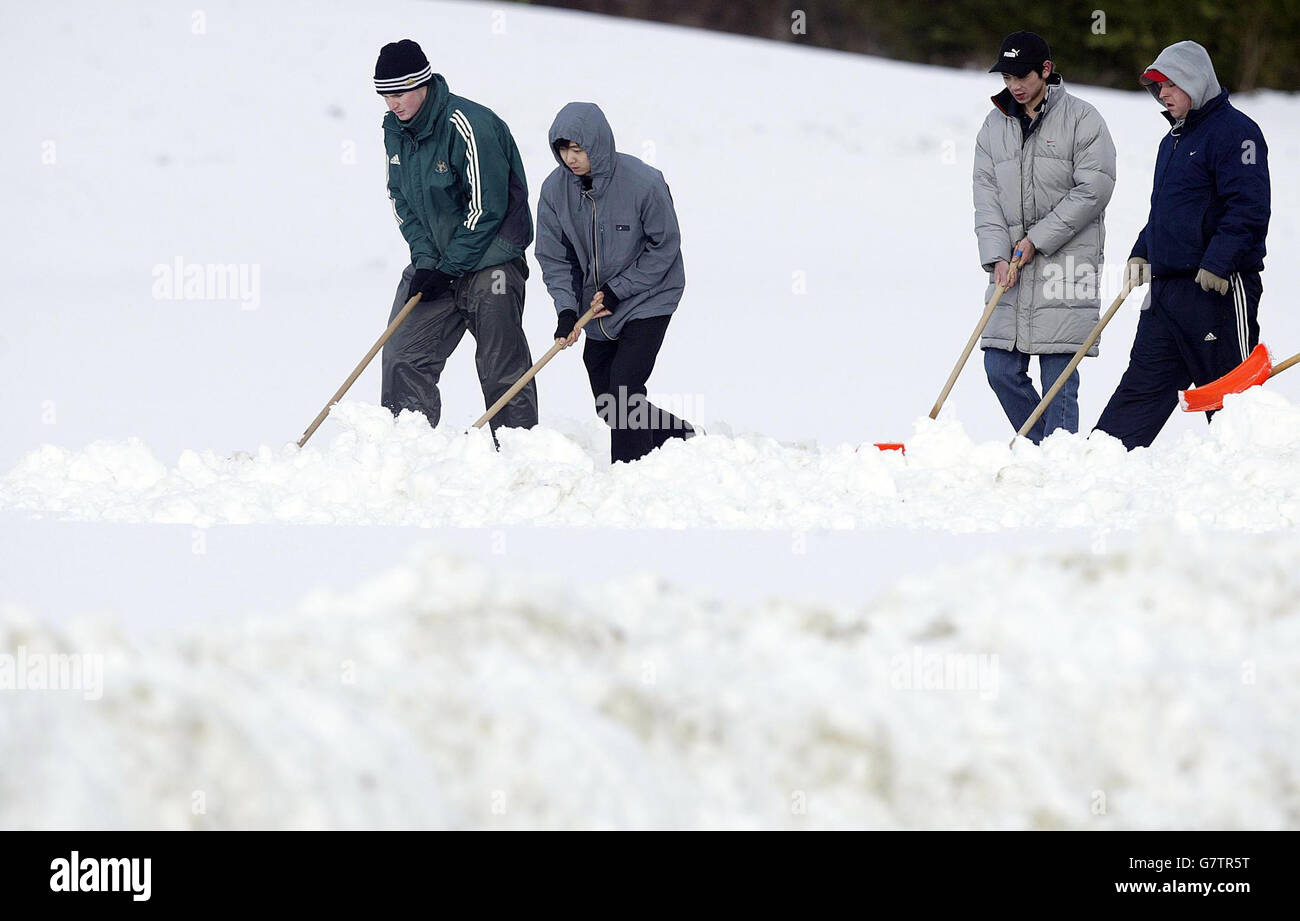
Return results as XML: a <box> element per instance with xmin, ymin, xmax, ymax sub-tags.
<box><xmin>375</xmin><ymin>39</ymin><xmax>536</xmax><ymax>432</ymax></box>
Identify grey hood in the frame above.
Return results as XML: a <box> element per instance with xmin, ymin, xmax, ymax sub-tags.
<box><xmin>536</xmin><ymin>102</ymin><xmax>685</xmax><ymax>341</ymax></box>
<box><xmin>1140</xmin><ymin>41</ymin><xmax>1222</xmax><ymax>110</ymax></box>
<box><xmin>548</xmin><ymin>102</ymin><xmax>618</xmax><ymax>195</ymax></box>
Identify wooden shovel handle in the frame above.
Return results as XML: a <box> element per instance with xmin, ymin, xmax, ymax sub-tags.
<box><xmin>1012</xmin><ymin>276</ymin><xmax>1138</xmax><ymax>445</ymax></box>
<box><xmin>1269</xmin><ymin>351</ymin><xmax>1300</xmax><ymax>379</ymax></box>
<box><xmin>472</xmin><ymin>304</ymin><xmax>600</xmax><ymax>430</ymax></box>
<box><xmin>929</xmin><ymin>257</ymin><xmax>1023</xmax><ymax>420</ymax></box>
<box><xmin>297</xmin><ymin>292</ymin><xmax>423</xmax><ymax>448</ymax></box>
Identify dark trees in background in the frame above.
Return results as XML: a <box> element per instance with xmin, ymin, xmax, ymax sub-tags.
<box><xmin>521</xmin><ymin>0</ymin><xmax>1300</xmax><ymax>91</ymax></box>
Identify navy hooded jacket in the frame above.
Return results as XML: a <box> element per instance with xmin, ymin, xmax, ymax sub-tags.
<box><xmin>1131</xmin><ymin>42</ymin><xmax>1270</xmax><ymax>279</ymax></box>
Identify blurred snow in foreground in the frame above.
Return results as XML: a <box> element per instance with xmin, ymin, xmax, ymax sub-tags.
<box><xmin>3</xmin><ymin>530</ymin><xmax>1296</xmax><ymax>829</ymax></box>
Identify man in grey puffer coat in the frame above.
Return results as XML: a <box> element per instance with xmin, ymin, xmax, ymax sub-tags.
<box><xmin>974</xmin><ymin>32</ymin><xmax>1117</xmax><ymax>442</ymax></box>
<box><xmin>536</xmin><ymin>102</ymin><xmax>694</xmax><ymax>464</ymax></box>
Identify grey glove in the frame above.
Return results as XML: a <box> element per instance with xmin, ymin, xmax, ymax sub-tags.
<box><xmin>1196</xmin><ymin>267</ymin><xmax>1230</xmax><ymax>295</ymax></box>
<box><xmin>1126</xmin><ymin>256</ymin><xmax>1150</xmax><ymax>288</ymax></box>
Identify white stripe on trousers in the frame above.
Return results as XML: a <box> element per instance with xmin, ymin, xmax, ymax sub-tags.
<box><xmin>1231</xmin><ymin>272</ymin><xmax>1248</xmax><ymax>363</ymax></box>
<box><xmin>449</xmin><ymin>110</ymin><xmax>483</xmax><ymax>231</ymax></box>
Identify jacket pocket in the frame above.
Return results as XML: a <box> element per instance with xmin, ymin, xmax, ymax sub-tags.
<box><xmin>600</xmin><ymin>217</ymin><xmax>644</xmax><ymax>279</ymax></box>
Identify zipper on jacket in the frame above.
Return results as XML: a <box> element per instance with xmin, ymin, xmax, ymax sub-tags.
<box><xmin>1152</xmin><ymin>128</ymin><xmax>1182</xmax><ymax>214</ymax></box>
<box><xmin>584</xmin><ymin>188</ymin><xmax>617</xmax><ymax>340</ymax></box>
<box><xmin>585</xmin><ymin>189</ymin><xmax>600</xmax><ymax>289</ymax></box>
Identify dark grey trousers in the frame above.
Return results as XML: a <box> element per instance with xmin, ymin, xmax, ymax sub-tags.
<box><xmin>381</xmin><ymin>259</ymin><xmax>537</xmax><ymax>432</ymax></box>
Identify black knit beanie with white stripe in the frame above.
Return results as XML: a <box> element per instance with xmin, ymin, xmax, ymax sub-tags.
<box><xmin>374</xmin><ymin>40</ymin><xmax>433</xmax><ymax>95</ymax></box>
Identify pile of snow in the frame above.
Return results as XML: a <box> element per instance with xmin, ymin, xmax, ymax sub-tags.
<box><xmin>5</xmin><ymin>390</ymin><xmax>1300</xmax><ymax>530</ymax></box>
<box><xmin>4</xmin><ymin>531</ymin><xmax>1296</xmax><ymax>829</ymax></box>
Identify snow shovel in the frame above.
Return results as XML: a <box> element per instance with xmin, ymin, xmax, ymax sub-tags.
<box><xmin>1011</xmin><ymin>273</ymin><xmax>1140</xmax><ymax>446</ymax></box>
<box><xmin>296</xmin><ymin>291</ymin><xmax>423</xmax><ymax>448</ymax></box>
<box><xmin>1178</xmin><ymin>343</ymin><xmax>1273</xmax><ymax>413</ymax></box>
<box><xmin>869</xmin><ymin>255</ymin><xmax>1024</xmax><ymax>454</ymax></box>
<box><xmin>472</xmin><ymin>304</ymin><xmax>599</xmax><ymax>430</ymax></box>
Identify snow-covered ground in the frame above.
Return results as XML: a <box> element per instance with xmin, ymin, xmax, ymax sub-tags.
<box><xmin>5</xmin><ymin>532</ymin><xmax>1297</xmax><ymax>829</ymax></box>
<box><xmin>4</xmin><ymin>389</ymin><xmax>1300</xmax><ymax>530</ymax></box>
<box><xmin>2</xmin><ymin>0</ymin><xmax>1298</xmax><ymax>828</ymax></box>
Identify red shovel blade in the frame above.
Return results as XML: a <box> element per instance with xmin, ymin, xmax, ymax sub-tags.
<box><xmin>874</xmin><ymin>443</ymin><xmax>906</xmax><ymax>454</ymax></box>
<box><xmin>1179</xmin><ymin>343</ymin><xmax>1273</xmax><ymax>413</ymax></box>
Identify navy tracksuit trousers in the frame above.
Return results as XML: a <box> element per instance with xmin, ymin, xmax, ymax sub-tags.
<box><xmin>1095</xmin><ymin>271</ymin><xmax>1261</xmax><ymax>450</ymax></box>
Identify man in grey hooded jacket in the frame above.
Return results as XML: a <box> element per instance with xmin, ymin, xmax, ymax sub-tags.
<box><xmin>974</xmin><ymin>32</ymin><xmax>1117</xmax><ymax>443</ymax></box>
<box><xmin>536</xmin><ymin>102</ymin><xmax>694</xmax><ymax>464</ymax></box>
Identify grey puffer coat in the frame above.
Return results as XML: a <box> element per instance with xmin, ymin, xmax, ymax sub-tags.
<box><xmin>974</xmin><ymin>75</ymin><xmax>1117</xmax><ymax>355</ymax></box>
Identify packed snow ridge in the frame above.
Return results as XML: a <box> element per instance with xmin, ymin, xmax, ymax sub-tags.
<box><xmin>3</xmin><ymin>389</ymin><xmax>1300</xmax><ymax>531</ymax></box>
<box><xmin>3</xmin><ymin>534</ymin><xmax>1296</xmax><ymax>829</ymax></box>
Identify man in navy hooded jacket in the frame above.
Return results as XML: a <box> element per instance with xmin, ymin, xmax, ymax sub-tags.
<box><xmin>1096</xmin><ymin>41</ymin><xmax>1270</xmax><ymax>449</ymax></box>
<box><xmin>536</xmin><ymin>102</ymin><xmax>695</xmax><ymax>464</ymax></box>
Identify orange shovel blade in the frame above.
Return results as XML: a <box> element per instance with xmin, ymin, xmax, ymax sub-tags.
<box><xmin>1179</xmin><ymin>343</ymin><xmax>1273</xmax><ymax>413</ymax></box>
<box><xmin>874</xmin><ymin>443</ymin><xmax>906</xmax><ymax>454</ymax></box>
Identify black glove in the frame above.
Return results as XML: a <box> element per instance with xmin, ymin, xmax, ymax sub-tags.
<box><xmin>407</xmin><ymin>268</ymin><xmax>455</xmax><ymax>301</ymax></box>
<box><xmin>597</xmin><ymin>284</ymin><xmax>622</xmax><ymax>312</ymax></box>
<box><xmin>554</xmin><ymin>310</ymin><xmax>578</xmax><ymax>340</ymax></box>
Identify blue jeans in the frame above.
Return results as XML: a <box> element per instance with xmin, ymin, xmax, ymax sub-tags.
<box><xmin>983</xmin><ymin>347</ymin><xmax>1079</xmax><ymax>444</ymax></box>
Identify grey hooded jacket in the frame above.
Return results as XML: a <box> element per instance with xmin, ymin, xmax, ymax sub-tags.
<box><xmin>974</xmin><ymin>75</ymin><xmax>1117</xmax><ymax>355</ymax></box>
<box><xmin>536</xmin><ymin>103</ymin><xmax>685</xmax><ymax>341</ymax></box>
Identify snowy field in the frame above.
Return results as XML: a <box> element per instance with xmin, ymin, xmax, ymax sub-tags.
<box><xmin>2</xmin><ymin>0</ymin><xmax>1298</xmax><ymax>828</ymax></box>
